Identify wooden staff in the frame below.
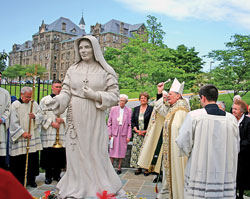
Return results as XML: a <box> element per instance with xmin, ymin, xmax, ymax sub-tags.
<box><xmin>24</xmin><ymin>66</ymin><xmax>38</xmax><ymax>188</ymax></box>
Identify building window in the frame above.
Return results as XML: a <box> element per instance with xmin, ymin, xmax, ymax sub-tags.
<box><xmin>45</xmin><ymin>43</ymin><xmax>50</xmax><ymax>50</ymax></box>
<box><xmin>54</xmin><ymin>44</ymin><xmax>59</xmax><ymax>50</ymax></box>
<box><xmin>62</xmin><ymin>22</ymin><xmax>66</xmax><ymax>31</ymax></box>
<box><xmin>34</xmin><ymin>38</ymin><xmax>38</xmax><ymax>44</ymax></box>
<box><xmin>45</xmin><ymin>53</ymin><xmax>50</xmax><ymax>60</ymax></box>
<box><xmin>123</xmin><ymin>38</ymin><xmax>128</xmax><ymax>43</ymax></box>
<box><xmin>66</xmin><ymin>52</ymin><xmax>70</xmax><ymax>60</ymax></box>
<box><xmin>46</xmin><ymin>35</ymin><xmax>50</xmax><ymax>41</ymax></box>
<box><xmin>71</xmin><ymin>28</ymin><xmax>76</xmax><ymax>33</ymax></box>
<box><xmin>103</xmin><ymin>35</ymin><xmax>106</xmax><ymax>43</ymax></box>
<box><xmin>53</xmin><ymin>63</ymin><xmax>57</xmax><ymax>71</ymax></box>
<box><xmin>124</xmin><ymin>29</ymin><xmax>128</xmax><ymax>35</ymax></box>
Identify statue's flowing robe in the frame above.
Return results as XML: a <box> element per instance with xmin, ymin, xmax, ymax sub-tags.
<box><xmin>176</xmin><ymin>109</ymin><xmax>240</xmax><ymax>199</ymax></box>
<box><xmin>52</xmin><ymin>62</ymin><xmax>123</xmax><ymax>198</ymax></box>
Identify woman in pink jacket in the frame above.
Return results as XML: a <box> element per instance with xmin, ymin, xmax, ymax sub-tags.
<box><xmin>108</xmin><ymin>94</ymin><xmax>132</xmax><ymax>174</ymax></box>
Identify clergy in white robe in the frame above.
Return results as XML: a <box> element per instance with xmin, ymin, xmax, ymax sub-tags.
<box><xmin>138</xmin><ymin>92</ymin><xmax>167</xmax><ymax>175</ymax></box>
<box><xmin>141</xmin><ymin>79</ymin><xmax>189</xmax><ymax>199</ymax></box>
<box><xmin>44</xmin><ymin>35</ymin><xmax>124</xmax><ymax>199</ymax></box>
<box><xmin>0</xmin><ymin>86</ymin><xmax>11</xmax><ymax>169</ymax></box>
<box><xmin>176</xmin><ymin>84</ymin><xmax>240</xmax><ymax>199</ymax></box>
<box><xmin>40</xmin><ymin>79</ymin><xmax>66</xmax><ymax>184</ymax></box>
<box><xmin>9</xmin><ymin>87</ymin><xmax>43</xmax><ymax>187</ymax></box>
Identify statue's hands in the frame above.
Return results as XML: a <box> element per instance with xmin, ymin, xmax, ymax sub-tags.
<box><xmin>43</xmin><ymin>98</ymin><xmax>59</xmax><ymax>111</ymax></box>
<box><xmin>82</xmin><ymin>86</ymin><xmax>97</xmax><ymax>101</ymax></box>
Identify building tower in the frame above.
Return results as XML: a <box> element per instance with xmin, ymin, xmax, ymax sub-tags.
<box><xmin>79</xmin><ymin>13</ymin><xmax>85</xmax><ymax>31</ymax></box>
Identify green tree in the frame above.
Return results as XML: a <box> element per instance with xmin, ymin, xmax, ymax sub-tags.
<box><xmin>207</xmin><ymin>34</ymin><xmax>250</xmax><ymax>98</ymax></box>
<box><xmin>105</xmin><ymin>34</ymin><xmax>193</xmax><ymax>96</ymax></box>
<box><xmin>146</xmin><ymin>15</ymin><xmax>166</xmax><ymax>47</ymax></box>
<box><xmin>0</xmin><ymin>51</ymin><xmax>8</xmax><ymax>72</ymax></box>
<box><xmin>172</xmin><ymin>45</ymin><xmax>204</xmax><ymax>88</ymax></box>
<box><xmin>2</xmin><ymin>64</ymin><xmax>47</xmax><ymax>80</ymax></box>
<box><xmin>2</xmin><ymin>64</ymin><xmax>25</xmax><ymax>80</ymax></box>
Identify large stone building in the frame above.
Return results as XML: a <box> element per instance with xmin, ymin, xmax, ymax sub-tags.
<box><xmin>9</xmin><ymin>16</ymin><xmax>146</xmax><ymax>80</ymax></box>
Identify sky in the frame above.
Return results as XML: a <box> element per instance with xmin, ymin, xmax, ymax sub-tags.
<box><xmin>1</xmin><ymin>0</ymin><xmax>250</xmax><ymax>71</ymax></box>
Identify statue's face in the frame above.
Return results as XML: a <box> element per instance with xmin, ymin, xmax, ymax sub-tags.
<box><xmin>79</xmin><ymin>40</ymin><xmax>94</xmax><ymax>62</ymax></box>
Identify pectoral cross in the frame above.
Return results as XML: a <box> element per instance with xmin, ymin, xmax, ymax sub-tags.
<box><xmin>83</xmin><ymin>78</ymin><xmax>89</xmax><ymax>88</ymax></box>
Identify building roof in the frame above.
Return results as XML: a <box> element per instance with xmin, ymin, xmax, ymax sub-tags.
<box><xmin>79</xmin><ymin>16</ymin><xmax>85</xmax><ymax>25</ymax></box>
<box><xmin>34</xmin><ymin>17</ymin><xmax>86</xmax><ymax>36</ymax></box>
<box><xmin>13</xmin><ymin>40</ymin><xmax>33</xmax><ymax>52</ymax></box>
<box><xmin>94</xmin><ymin>19</ymin><xmax>144</xmax><ymax>37</ymax></box>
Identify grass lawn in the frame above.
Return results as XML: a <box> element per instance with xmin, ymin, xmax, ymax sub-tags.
<box><xmin>218</xmin><ymin>91</ymin><xmax>250</xmax><ymax>112</ymax></box>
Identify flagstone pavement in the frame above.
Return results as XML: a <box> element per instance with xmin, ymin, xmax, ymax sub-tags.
<box><xmin>28</xmin><ymin>168</ymin><xmax>164</xmax><ymax>199</ymax></box>
<box><xmin>28</xmin><ymin>169</ymin><xmax>250</xmax><ymax>199</ymax></box>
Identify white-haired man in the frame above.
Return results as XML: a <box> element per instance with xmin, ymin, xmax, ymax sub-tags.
<box><xmin>9</xmin><ymin>87</ymin><xmax>43</xmax><ymax>187</ymax></box>
<box><xmin>139</xmin><ymin>78</ymin><xmax>190</xmax><ymax>199</ymax></box>
<box><xmin>0</xmin><ymin>72</ymin><xmax>11</xmax><ymax>169</ymax></box>
<box><xmin>108</xmin><ymin>94</ymin><xmax>132</xmax><ymax>174</ymax></box>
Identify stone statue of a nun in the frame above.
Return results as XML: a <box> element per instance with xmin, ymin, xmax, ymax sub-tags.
<box><xmin>45</xmin><ymin>35</ymin><xmax>125</xmax><ymax>198</ymax></box>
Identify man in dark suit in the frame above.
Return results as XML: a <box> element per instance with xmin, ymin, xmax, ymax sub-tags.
<box><xmin>232</xmin><ymin>99</ymin><xmax>250</xmax><ymax>199</ymax></box>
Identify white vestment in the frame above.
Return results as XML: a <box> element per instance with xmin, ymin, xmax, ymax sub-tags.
<box><xmin>176</xmin><ymin>109</ymin><xmax>240</xmax><ymax>199</ymax></box>
<box><xmin>9</xmin><ymin>100</ymin><xmax>43</xmax><ymax>156</ymax></box>
<box><xmin>50</xmin><ymin>62</ymin><xmax>122</xmax><ymax>198</ymax></box>
<box><xmin>0</xmin><ymin>88</ymin><xmax>11</xmax><ymax>156</ymax></box>
<box><xmin>40</xmin><ymin>95</ymin><xmax>67</xmax><ymax>148</ymax></box>
<box><xmin>154</xmin><ymin>98</ymin><xmax>189</xmax><ymax>199</ymax></box>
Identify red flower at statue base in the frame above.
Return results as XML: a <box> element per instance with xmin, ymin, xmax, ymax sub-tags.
<box><xmin>96</xmin><ymin>190</ymin><xmax>116</xmax><ymax>199</ymax></box>
<box><xmin>43</xmin><ymin>190</ymin><xmax>51</xmax><ymax>199</ymax></box>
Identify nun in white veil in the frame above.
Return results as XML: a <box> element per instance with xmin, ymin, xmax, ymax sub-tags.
<box><xmin>45</xmin><ymin>35</ymin><xmax>124</xmax><ymax>198</ymax></box>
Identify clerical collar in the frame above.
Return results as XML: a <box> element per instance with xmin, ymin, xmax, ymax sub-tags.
<box><xmin>18</xmin><ymin>98</ymin><xmax>24</xmax><ymax>104</ymax></box>
<box><xmin>50</xmin><ymin>94</ymin><xmax>56</xmax><ymax>98</ymax></box>
<box><xmin>205</xmin><ymin>104</ymin><xmax>226</xmax><ymax>116</ymax></box>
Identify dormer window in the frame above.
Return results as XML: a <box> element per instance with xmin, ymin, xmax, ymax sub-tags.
<box><xmin>71</xmin><ymin>28</ymin><xmax>76</xmax><ymax>33</ymax></box>
<box><xmin>62</xmin><ymin>22</ymin><xmax>66</xmax><ymax>31</ymax></box>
